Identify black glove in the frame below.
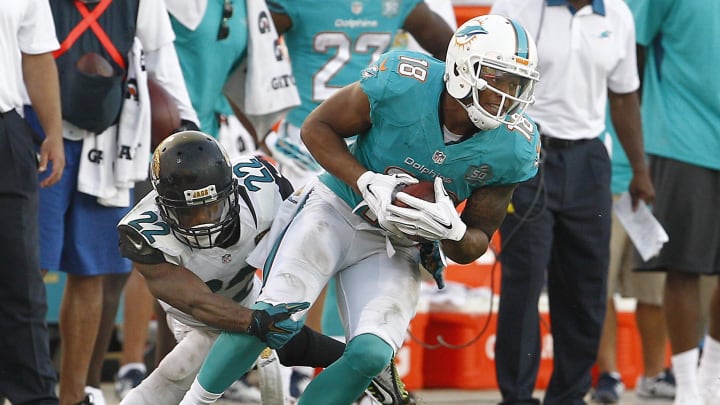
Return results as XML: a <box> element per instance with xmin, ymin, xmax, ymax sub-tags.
<box><xmin>419</xmin><ymin>241</ymin><xmax>446</xmax><ymax>289</ymax></box>
<box><xmin>246</xmin><ymin>302</ymin><xmax>310</xmax><ymax>349</ymax></box>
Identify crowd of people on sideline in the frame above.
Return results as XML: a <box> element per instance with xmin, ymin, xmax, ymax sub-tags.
<box><xmin>0</xmin><ymin>1</ymin><xmax>717</xmax><ymax>405</ymax></box>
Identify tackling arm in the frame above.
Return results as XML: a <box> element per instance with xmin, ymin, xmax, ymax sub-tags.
<box><xmin>135</xmin><ymin>260</ymin><xmax>254</xmax><ymax>333</ymax></box>
<box><xmin>441</xmin><ymin>184</ymin><xmax>516</xmax><ymax>264</ymax></box>
<box><xmin>118</xmin><ymin>226</ymin><xmax>254</xmax><ymax>331</ymax></box>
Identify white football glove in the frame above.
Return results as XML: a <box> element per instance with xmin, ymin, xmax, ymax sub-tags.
<box><xmin>386</xmin><ymin>177</ymin><xmax>467</xmax><ymax>241</ymax></box>
<box><xmin>356</xmin><ymin>171</ymin><xmax>418</xmax><ymax>234</ymax></box>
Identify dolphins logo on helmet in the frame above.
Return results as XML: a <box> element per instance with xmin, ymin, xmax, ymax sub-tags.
<box><xmin>453</xmin><ymin>23</ymin><xmax>488</xmax><ymax>46</ymax></box>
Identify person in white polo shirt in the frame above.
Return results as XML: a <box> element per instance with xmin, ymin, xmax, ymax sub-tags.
<box><xmin>0</xmin><ymin>0</ymin><xmax>64</xmax><ymax>403</ymax></box>
<box><xmin>489</xmin><ymin>1</ymin><xmax>655</xmax><ymax>404</ymax></box>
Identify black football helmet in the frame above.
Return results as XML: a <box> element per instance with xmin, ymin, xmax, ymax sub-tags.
<box><xmin>150</xmin><ymin>131</ymin><xmax>239</xmax><ymax>249</ymax></box>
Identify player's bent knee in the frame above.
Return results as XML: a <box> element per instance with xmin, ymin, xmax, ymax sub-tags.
<box><xmin>344</xmin><ymin>334</ymin><xmax>393</xmax><ymax>378</ymax></box>
<box><xmin>157</xmin><ymin>328</ymin><xmax>216</xmax><ymax>382</ymax></box>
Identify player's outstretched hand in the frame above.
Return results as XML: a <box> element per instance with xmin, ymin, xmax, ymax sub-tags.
<box><xmin>247</xmin><ymin>301</ymin><xmax>310</xmax><ymax>349</ymax></box>
<box><xmin>356</xmin><ymin>171</ymin><xmax>418</xmax><ymax>235</ymax></box>
<box><xmin>387</xmin><ymin>177</ymin><xmax>466</xmax><ymax>241</ymax></box>
<box><xmin>419</xmin><ymin>241</ymin><xmax>446</xmax><ymax>289</ymax></box>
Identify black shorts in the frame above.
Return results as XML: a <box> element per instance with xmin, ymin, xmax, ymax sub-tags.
<box><xmin>636</xmin><ymin>155</ymin><xmax>720</xmax><ymax>274</ymax></box>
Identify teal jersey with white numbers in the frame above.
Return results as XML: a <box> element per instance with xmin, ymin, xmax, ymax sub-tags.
<box><xmin>628</xmin><ymin>0</ymin><xmax>720</xmax><ymax>170</ymax></box>
<box><xmin>267</xmin><ymin>0</ymin><xmax>422</xmax><ymax>127</ymax></box>
<box><xmin>320</xmin><ymin>50</ymin><xmax>541</xmax><ymax>216</ymax></box>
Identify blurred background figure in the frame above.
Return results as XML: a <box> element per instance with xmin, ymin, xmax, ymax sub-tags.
<box><xmin>32</xmin><ymin>1</ymin><xmax>198</xmax><ymax>404</ymax></box>
<box><xmin>626</xmin><ymin>0</ymin><xmax>720</xmax><ymax>404</ymax></box>
<box><xmin>593</xmin><ymin>112</ymin><xmax>674</xmax><ymax>404</ymax></box>
<box><xmin>490</xmin><ymin>0</ymin><xmax>654</xmax><ymax>403</ymax></box>
<box><xmin>0</xmin><ymin>0</ymin><xmax>64</xmax><ymax>404</ymax></box>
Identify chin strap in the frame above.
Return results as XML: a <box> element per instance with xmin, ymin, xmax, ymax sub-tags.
<box><xmin>453</xmin><ymin>97</ymin><xmax>499</xmax><ymax>131</ymax></box>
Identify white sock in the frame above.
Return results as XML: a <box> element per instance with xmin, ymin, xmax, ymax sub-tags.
<box><xmin>178</xmin><ymin>377</ymin><xmax>224</xmax><ymax>405</ymax></box>
<box><xmin>698</xmin><ymin>336</ymin><xmax>720</xmax><ymax>391</ymax></box>
<box><xmin>672</xmin><ymin>348</ymin><xmax>700</xmax><ymax>401</ymax></box>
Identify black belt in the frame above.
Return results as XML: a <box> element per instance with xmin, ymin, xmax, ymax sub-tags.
<box><xmin>540</xmin><ymin>135</ymin><xmax>591</xmax><ymax>149</ymax></box>
<box><xmin>0</xmin><ymin>109</ymin><xmax>14</xmax><ymax>118</ymax></box>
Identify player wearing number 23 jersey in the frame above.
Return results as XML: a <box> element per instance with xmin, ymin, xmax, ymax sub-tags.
<box><xmin>264</xmin><ymin>0</ymin><xmax>453</xmax><ymax>189</ymax></box>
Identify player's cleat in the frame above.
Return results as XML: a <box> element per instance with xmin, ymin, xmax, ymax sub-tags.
<box><xmin>366</xmin><ymin>359</ymin><xmax>416</xmax><ymax>405</ymax></box>
<box><xmin>223</xmin><ymin>374</ymin><xmax>262</xmax><ymax>403</ymax></box>
<box><xmin>114</xmin><ymin>365</ymin><xmax>146</xmax><ymax>399</ymax></box>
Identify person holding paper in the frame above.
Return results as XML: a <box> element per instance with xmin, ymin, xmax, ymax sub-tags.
<box><xmin>489</xmin><ymin>0</ymin><xmax>655</xmax><ymax>403</ymax></box>
<box><xmin>627</xmin><ymin>0</ymin><xmax>720</xmax><ymax>404</ymax></box>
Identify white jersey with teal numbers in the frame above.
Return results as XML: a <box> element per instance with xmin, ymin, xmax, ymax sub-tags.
<box><xmin>321</xmin><ymin>50</ymin><xmax>541</xmax><ymax>217</ymax></box>
<box><xmin>118</xmin><ymin>156</ymin><xmax>288</xmax><ymax>329</ymax></box>
<box><xmin>267</xmin><ymin>0</ymin><xmax>422</xmax><ymax>127</ymax></box>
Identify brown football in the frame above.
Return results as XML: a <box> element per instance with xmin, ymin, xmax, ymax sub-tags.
<box><xmin>148</xmin><ymin>78</ymin><xmax>181</xmax><ymax>150</ymax></box>
<box><xmin>392</xmin><ymin>181</ymin><xmax>435</xmax><ymax>208</ymax></box>
<box><xmin>76</xmin><ymin>52</ymin><xmax>114</xmax><ymax>77</ymax></box>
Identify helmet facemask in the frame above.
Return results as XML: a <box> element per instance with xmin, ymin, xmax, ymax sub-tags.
<box><xmin>456</xmin><ymin>61</ymin><xmax>537</xmax><ymax>130</ymax></box>
<box><xmin>156</xmin><ymin>179</ymin><xmax>240</xmax><ymax>249</ymax></box>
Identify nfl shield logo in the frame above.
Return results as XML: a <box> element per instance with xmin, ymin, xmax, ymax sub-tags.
<box><xmin>222</xmin><ymin>254</ymin><xmax>232</xmax><ymax>264</ymax></box>
<box><xmin>432</xmin><ymin>151</ymin><xmax>446</xmax><ymax>164</ymax></box>
<box><xmin>351</xmin><ymin>1</ymin><xmax>363</xmax><ymax>15</ymax></box>
<box><xmin>382</xmin><ymin>0</ymin><xmax>400</xmax><ymax>17</ymax></box>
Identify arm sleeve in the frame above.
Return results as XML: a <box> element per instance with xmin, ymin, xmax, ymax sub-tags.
<box><xmin>607</xmin><ymin>5</ymin><xmax>640</xmax><ymax>94</ymax></box>
<box><xmin>627</xmin><ymin>0</ymin><xmax>670</xmax><ymax>46</ymax></box>
<box><xmin>118</xmin><ymin>225</ymin><xmax>168</xmax><ymax>265</ymax></box>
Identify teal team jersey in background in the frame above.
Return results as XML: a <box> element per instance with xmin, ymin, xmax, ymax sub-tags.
<box><xmin>628</xmin><ymin>0</ymin><xmax>720</xmax><ymax>170</ymax></box>
<box><xmin>267</xmin><ymin>0</ymin><xmax>422</xmax><ymax>127</ymax></box>
<box><xmin>170</xmin><ymin>0</ymin><xmax>249</xmax><ymax>136</ymax></box>
<box><xmin>603</xmin><ymin>105</ymin><xmax>632</xmax><ymax>195</ymax></box>
<box><xmin>320</xmin><ymin>51</ymin><xmax>541</xmax><ymax>218</ymax></box>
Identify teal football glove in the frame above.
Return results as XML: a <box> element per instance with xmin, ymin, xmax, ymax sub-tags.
<box><xmin>247</xmin><ymin>302</ymin><xmax>310</xmax><ymax>349</ymax></box>
<box><xmin>419</xmin><ymin>241</ymin><xmax>447</xmax><ymax>290</ymax></box>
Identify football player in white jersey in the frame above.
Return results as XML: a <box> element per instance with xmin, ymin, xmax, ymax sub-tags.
<box><xmin>117</xmin><ymin>131</ymin><xmax>388</xmax><ymax>404</ymax></box>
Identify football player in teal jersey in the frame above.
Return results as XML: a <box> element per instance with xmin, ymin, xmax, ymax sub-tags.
<box><xmin>265</xmin><ymin>0</ymin><xmax>454</xmax><ymax>188</ymax></box>
<box><xmin>180</xmin><ymin>15</ymin><xmax>541</xmax><ymax>405</ymax></box>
